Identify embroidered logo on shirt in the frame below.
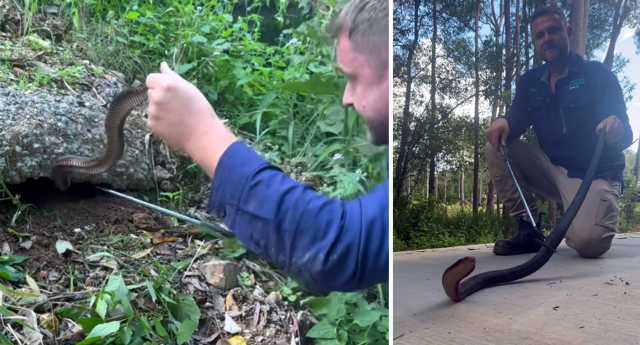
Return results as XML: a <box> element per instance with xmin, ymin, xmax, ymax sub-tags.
<box><xmin>565</xmin><ymin>79</ymin><xmax>586</xmax><ymax>91</ymax></box>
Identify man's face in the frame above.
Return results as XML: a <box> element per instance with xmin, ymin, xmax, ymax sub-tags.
<box><xmin>335</xmin><ymin>30</ymin><xmax>389</xmax><ymax>146</ymax></box>
<box><xmin>531</xmin><ymin>13</ymin><xmax>572</xmax><ymax>63</ymax></box>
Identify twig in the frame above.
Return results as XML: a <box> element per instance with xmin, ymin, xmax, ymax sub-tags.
<box><xmin>61</xmin><ymin>78</ymin><xmax>78</xmax><ymax>95</ymax></box>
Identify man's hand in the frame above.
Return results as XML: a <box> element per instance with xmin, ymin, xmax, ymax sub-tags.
<box><xmin>146</xmin><ymin>61</ymin><xmax>237</xmax><ymax>177</ymax></box>
<box><xmin>596</xmin><ymin>115</ymin><xmax>624</xmax><ymax>145</ymax></box>
<box><xmin>485</xmin><ymin>118</ymin><xmax>510</xmax><ymax>150</ymax></box>
<box><xmin>146</xmin><ymin>61</ymin><xmax>220</xmax><ymax>153</ymax></box>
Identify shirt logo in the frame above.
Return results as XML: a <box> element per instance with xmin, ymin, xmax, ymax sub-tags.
<box><xmin>565</xmin><ymin>78</ymin><xmax>586</xmax><ymax>90</ymax></box>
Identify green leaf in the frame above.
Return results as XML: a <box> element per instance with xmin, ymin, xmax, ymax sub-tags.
<box><xmin>353</xmin><ymin>309</ymin><xmax>382</xmax><ymax>327</ymax></box>
<box><xmin>96</xmin><ymin>298</ymin><xmax>107</xmax><ymax>320</ymax></box>
<box><xmin>277</xmin><ymin>73</ymin><xmax>340</xmax><ymax>95</ymax></box>
<box><xmin>0</xmin><ymin>255</ymin><xmax>28</xmax><ymax>264</ymax></box>
<box><xmin>0</xmin><ymin>265</ymin><xmax>25</xmax><ymax>281</ymax></box>
<box><xmin>119</xmin><ymin>325</ymin><xmax>132</xmax><ymax>345</ymax></box>
<box><xmin>199</xmin><ymin>25</ymin><xmax>210</xmax><ymax>33</ymax></box>
<box><xmin>55</xmin><ymin>304</ymin><xmax>89</xmax><ymax>321</ymax></box>
<box><xmin>78</xmin><ymin>317</ymin><xmax>104</xmax><ymax>333</ymax></box>
<box><xmin>86</xmin><ymin>320</ymin><xmax>121</xmax><ymax>338</ymax></box>
<box><xmin>176</xmin><ymin>319</ymin><xmax>198</xmax><ymax>344</ymax></box>
<box><xmin>191</xmin><ymin>35</ymin><xmax>207</xmax><ymax>43</ymax></box>
<box><xmin>75</xmin><ymin>336</ymin><xmax>102</xmax><ymax>345</ymax></box>
<box><xmin>306</xmin><ymin>320</ymin><xmax>336</xmax><ymax>339</ymax></box>
<box><xmin>169</xmin><ymin>294</ymin><xmax>201</xmax><ymax>323</ymax></box>
<box><xmin>222</xmin><ymin>14</ymin><xmax>233</xmax><ymax>22</ymax></box>
<box><xmin>153</xmin><ymin>317</ymin><xmax>169</xmax><ymax>337</ymax></box>
<box><xmin>175</xmin><ymin>62</ymin><xmax>196</xmax><ymax>75</ymax></box>
<box><xmin>124</xmin><ymin>11</ymin><xmax>140</xmax><ymax>19</ymax></box>
<box><xmin>146</xmin><ymin>280</ymin><xmax>157</xmax><ymax>303</ymax></box>
<box><xmin>104</xmin><ymin>275</ymin><xmax>129</xmax><ymax>303</ymax></box>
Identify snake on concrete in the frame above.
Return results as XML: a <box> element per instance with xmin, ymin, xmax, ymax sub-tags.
<box><xmin>441</xmin><ymin>130</ymin><xmax>606</xmax><ymax>302</ymax></box>
<box><xmin>50</xmin><ymin>83</ymin><xmax>149</xmax><ymax>191</ymax></box>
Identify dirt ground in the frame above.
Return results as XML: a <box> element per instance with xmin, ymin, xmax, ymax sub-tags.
<box><xmin>0</xmin><ymin>177</ymin><xmax>178</xmax><ymax>272</ymax></box>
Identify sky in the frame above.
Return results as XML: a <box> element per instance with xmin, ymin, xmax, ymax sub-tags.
<box><xmin>604</xmin><ymin>27</ymin><xmax>640</xmax><ymax>152</ymax></box>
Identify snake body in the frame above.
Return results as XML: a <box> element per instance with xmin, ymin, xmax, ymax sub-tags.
<box><xmin>442</xmin><ymin>131</ymin><xmax>606</xmax><ymax>302</ymax></box>
<box><xmin>50</xmin><ymin>84</ymin><xmax>149</xmax><ymax>191</ymax></box>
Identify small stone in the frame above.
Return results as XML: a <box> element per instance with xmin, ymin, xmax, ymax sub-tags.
<box><xmin>154</xmin><ymin>165</ymin><xmax>173</xmax><ymax>181</ymax></box>
<box><xmin>199</xmin><ymin>258</ymin><xmax>240</xmax><ymax>290</ymax></box>
<box><xmin>132</xmin><ymin>213</ymin><xmax>160</xmax><ymax>231</ymax></box>
<box><xmin>160</xmin><ymin>180</ymin><xmax>173</xmax><ymax>191</ymax></box>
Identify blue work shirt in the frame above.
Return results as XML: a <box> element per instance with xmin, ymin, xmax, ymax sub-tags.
<box><xmin>500</xmin><ymin>52</ymin><xmax>633</xmax><ymax>188</ymax></box>
<box><xmin>206</xmin><ymin>140</ymin><xmax>389</xmax><ymax>294</ymax></box>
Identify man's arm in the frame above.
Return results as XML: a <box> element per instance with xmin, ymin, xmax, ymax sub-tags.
<box><xmin>498</xmin><ymin>77</ymin><xmax>533</xmax><ymax>142</ymax></box>
<box><xmin>593</xmin><ymin>63</ymin><xmax>633</xmax><ymax>152</ymax></box>
<box><xmin>206</xmin><ymin>141</ymin><xmax>389</xmax><ymax>294</ymax></box>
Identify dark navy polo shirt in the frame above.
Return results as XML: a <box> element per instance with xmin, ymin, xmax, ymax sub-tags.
<box><xmin>500</xmin><ymin>52</ymin><xmax>633</xmax><ymax>190</ymax></box>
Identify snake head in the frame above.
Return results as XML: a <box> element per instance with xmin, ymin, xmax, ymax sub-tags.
<box><xmin>441</xmin><ymin>256</ymin><xmax>477</xmax><ymax>302</ymax></box>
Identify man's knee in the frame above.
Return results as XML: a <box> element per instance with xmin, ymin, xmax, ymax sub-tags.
<box><xmin>566</xmin><ymin>227</ymin><xmax>614</xmax><ymax>258</ymax></box>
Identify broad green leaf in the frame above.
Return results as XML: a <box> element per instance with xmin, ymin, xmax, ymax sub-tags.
<box><xmin>75</xmin><ymin>336</ymin><xmax>102</xmax><ymax>345</ymax></box>
<box><xmin>86</xmin><ymin>320</ymin><xmax>121</xmax><ymax>338</ymax></box>
<box><xmin>191</xmin><ymin>35</ymin><xmax>207</xmax><ymax>43</ymax></box>
<box><xmin>176</xmin><ymin>319</ymin><xmax>198</xmax><ymax>344</ymax></box>
<box><xmin>153</xmin><ymin>317</ymin><xmax>169</xmax><ymax>337</ymax></box>
<box><xmin>169</xmin><ymin>294</ymin><xmax>200</xmax><ymax>323</ymax></box>
<box><xmin>96</xmin><ymin>298</ymin><xmax>107</xmax><ymax>320</ymax></box>
<box><xmin>78</xmin><ymin>317</ymin><xmax>104</xmax><ymax>333</ymax></box>
<box><xmin>175</xmin><ymin>62</ymin><xmax>196</xmax><ymax>75</ymax></box>
<box><xmin>119</xmin><ymin>325</ymin><xmax>132</xmax><ymax>345</ymax></box>
<box><xmin>105</xmin><ymin>275</ymin><xmax>129</xmax><ymax>302</ymax></box>
<box><xmin>353</xmin><ymin>309</ymin><xmax>382</xmax><ymax>327</ymax></box>
<box><xmin>306</xmin><ymin>320</ymin><xmax>336</xmax><ymax>339</ymax></box>
<box><xmin>124</xmin><ymin>11</ymin><xmax>140</xmax><ymax>19</ymax></box>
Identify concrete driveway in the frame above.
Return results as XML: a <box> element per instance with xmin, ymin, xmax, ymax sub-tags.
<box><xmin>393</xmin><ymin>233</ymin><xmax>640</xmax><ymax>344</ymax></box>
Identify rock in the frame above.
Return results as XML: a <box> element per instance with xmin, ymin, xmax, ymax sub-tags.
<box><xmin>199</xmin><ymin>258</ymin><xmax>240</xmax><ymax>290</ymax></box>
<box><xmin>0</xmin><ymin>86</ymin><xmax>156</xmax><ymax>189</ymax></box>
<box><xmin>132</xmin><ymin>213</ymin><xmax>159</xmax><ymax>231</ymax></box>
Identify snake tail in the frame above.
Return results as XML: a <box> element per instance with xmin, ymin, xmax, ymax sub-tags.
<box><xmin>50</xmin><ymin>84</ymin><xmax>149</xmax><ymax>191</ymax></box>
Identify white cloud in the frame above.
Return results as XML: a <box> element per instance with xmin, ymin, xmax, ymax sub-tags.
<box><xmin>621</xmin><ymin>27</ymin><xmax>634</xmax><ymax>41</ymax></box>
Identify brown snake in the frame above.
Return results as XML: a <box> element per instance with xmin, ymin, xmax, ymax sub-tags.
<box><xmin>50</xmin><ymin>84</ymin><xmax>149</xmax><ymax>191</ymax></box>
<box><xmin>441</xmin><ymin>131</ymin><xmax>606</xmax><ymax>302</ymax></box>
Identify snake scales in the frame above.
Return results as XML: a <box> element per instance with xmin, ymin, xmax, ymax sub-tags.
<box><xmin>50</xmin><ymin>84</ymin><xmax>149</xmax><ymax>191</ymax></box>
<box><xmin>441</xmin><ymin>131</ymin><xmax>606</xmax><ymax>302</ymax></box>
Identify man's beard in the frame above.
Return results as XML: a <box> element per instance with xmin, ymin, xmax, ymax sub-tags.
<box><xmin>366</xmin><ymin>120</ymin><xmax>389</xmax><ymax>146</ymax></box>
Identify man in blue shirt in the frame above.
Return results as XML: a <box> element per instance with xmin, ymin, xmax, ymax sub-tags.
<box><xmin>143</xmin><ymin>0</ymin><xmax>389</xmax><ymax>293</ymax></box>
<box><xmin>484</xmin><ymin>5</ymin><xmax>632</xmax><ymax>258</ymax></box>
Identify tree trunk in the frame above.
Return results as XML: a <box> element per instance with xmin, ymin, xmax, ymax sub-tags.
<box><xmin>524</xmin><ymin>0</ymin><xmax>530</xmax><ymax>71</ymax></box>
<box><xmin>392</xmin><ymin>0</ymin><xmax>421</xmax><ymax>206</ymax></box>
<box><xmin>473</xmin><ymin>0</ymin><xmax>480</xmax><ymax>217</ymax></box>
<box><xmin>442</xmin><ymin>173</ymin><xmax>446</xmax><ymax>203</ymax></box>
<box><xmin>515</xmin><ymin>0</ymin><xmax>521</xmax><ymax>90</ymax></box>
<box><xmin>570</xmin><ymin>0</ymin><xmax>589</xmax><ymax>57</ymax></box>
<box><xmin>429</xmin><ymin>154</ymin><xmax>436</xmax><ymax>196</ymax></box>
<box><xmin>504</xmin><ymin>0</ymin><xmax>513</xmax><ymax>112</ymax></box>
<box><xmin>459</xmin><ymin>166</ymin><xmax>465</xmax><ymax>206</ymax></box>
<box><xmin>603</xmin><ymin>0</ymin><xmax>631</xmax><ymax>70</ymax></box>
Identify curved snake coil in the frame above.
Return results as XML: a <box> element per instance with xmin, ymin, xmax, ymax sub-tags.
<box><xmin>441</xmin><ymin>131</ymin><xmax>606</xmax><ymax>302</ymax></box>
<box><xmin>50</xmin><ymin>84</ymin><xmax>149</xmax><ymax>191</ymax></box>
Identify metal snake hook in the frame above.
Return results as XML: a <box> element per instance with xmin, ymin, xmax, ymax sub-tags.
<box><xmin>497</xmin><ymin>139</ymin><xmax>556</xmax><ymax>253</ymax></box>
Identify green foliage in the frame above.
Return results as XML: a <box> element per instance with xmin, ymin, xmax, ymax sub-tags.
<box><xmin>302</xmin><ymin>289</ymin><xmax>388</xmax><ymax>345</ymax></box>
<box><xmin>30</xmin><ymin>0</ymin><xmax>391</xmax><ymax>343</ymax></box>
<box><xmin>393</xmin><ymin>197</ymin><xmax>516</xmax><ymax>251</ymax></box>
<box><xmin>62</xmin><ymin>0</ymin><xmax>386</xmax><ymax>194</ymax></box>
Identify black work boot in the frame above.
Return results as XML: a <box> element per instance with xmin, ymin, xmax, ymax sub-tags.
<box><xmin>493</xmin><ymin>216</ymin><xmax>545</xmax><ymax>256</ymax></box>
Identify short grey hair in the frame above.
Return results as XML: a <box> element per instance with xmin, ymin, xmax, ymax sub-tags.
<box><xmin>327</xmin><ymin>0</ymin><xmax>388</xmax><ymax>70</ymax></box>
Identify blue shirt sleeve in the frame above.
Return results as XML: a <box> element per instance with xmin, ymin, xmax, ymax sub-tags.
<box><xmin>206</xmin><ymin>141</ymin><xmax>389</xmax><ymax>294</ymax></box>
<box><xmin>592</xmin><ymin>63</ymin><xmax>633</xmax><ymax>153</ymax></box>
<box><xmin>499</xmin><ymin>77</ymin><xmax>534</xmax><ymax>141</ymax></box>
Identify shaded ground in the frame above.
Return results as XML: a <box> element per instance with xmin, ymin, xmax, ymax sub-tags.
<box><xmin>0</xmin><ymin>178</ymin><xmax>163</xmax><ymax>272</ymax></box>
<box><xmin>0</xmin><ymin>177</ymin><xmax>305</xmax><ymax>344</ymax></box>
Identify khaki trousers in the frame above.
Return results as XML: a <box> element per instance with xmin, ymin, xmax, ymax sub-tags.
<box><xmin>484</xmin><ymin>140</ymin><xmax>621</xmax><ymax>258</ymax></box>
